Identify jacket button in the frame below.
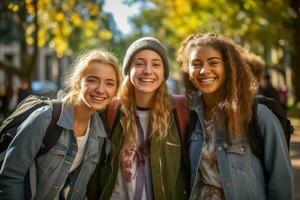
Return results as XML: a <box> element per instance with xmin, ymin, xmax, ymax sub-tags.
<box><xmin>217</xmin><ymin>146</ymin><xmax>222</xmax><ymax>151</ymax></box>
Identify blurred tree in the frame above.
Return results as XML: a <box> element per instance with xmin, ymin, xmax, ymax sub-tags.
<box><xmin>289</xmin><ymin>0</ymin><xmax>300</xmax><ymax>102</ymax></box>
<box><xmin>127</xmin><ymin>0</ymin><xmax>300</xmax><ymax>102</ymax></box>
<box><xmin>0</xmin><ymin>0</ymin><xmax>113</xmax><ymax>80</ymax></box>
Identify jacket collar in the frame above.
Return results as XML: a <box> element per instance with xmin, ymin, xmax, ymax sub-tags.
<box><xmin>56</xmin><ymin>101</ymin><xmax>106</xmax><ymax>137</ymax></box>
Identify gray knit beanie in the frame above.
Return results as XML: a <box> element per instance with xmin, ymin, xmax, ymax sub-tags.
<box><xmin>122</xmin><ymin>37</ymin><xmax>169</xmax><ymax>79</ymax></box>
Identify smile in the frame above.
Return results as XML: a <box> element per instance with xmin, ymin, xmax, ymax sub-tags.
<box><xmin>139</xmin><ymin>78</ymin><xmax>156</xmax><ymax>83</ymax></box>
<box><xmin>199</xmin><ymin>77</ymin><xmax>216</xmax><ymax>85</ymax></box>
<box><xmin>91</xmin><ymin>95</ymin><xmax>106</xmax><ymax>101</ymax></box>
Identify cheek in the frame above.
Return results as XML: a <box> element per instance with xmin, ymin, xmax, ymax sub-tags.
<box><xmin>188</xmin><ymin>68</ymin><xmax>198</xmax><ymax>79</ymax></box>
<box><xmin>107</xmin><ymin>87</ymin><xmax>117</xmax><ymax>97</ymax></box>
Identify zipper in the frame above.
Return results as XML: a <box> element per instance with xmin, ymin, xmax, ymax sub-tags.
<box><xmin>101</xmin><ymin>122</ymin><xmax>124</xmax><ymax>198</ymax></box>
<box><xmin>166</xmin><ymin>141</ymin><xmax>181</xmax><ymax>147</ymax></box>
<box><xmin>159</xmin><ymin>156</ymin><xmax>166</xmax><ymax>199</ymax></box>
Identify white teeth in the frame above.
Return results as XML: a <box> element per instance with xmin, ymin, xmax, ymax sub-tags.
<box><xmin>92</xmin><ymin>96</ymin><xmax>105</xmax><ymax>101</ymax></box>
<box><xmin>199</xmin><ymin>78</ymin><xmax>216</xmax><ymax>85</ymax></box>
<box><xmin>140</xmin><ymin>78</ymin><xmax>155</xmax><ymax>82</ymax></box>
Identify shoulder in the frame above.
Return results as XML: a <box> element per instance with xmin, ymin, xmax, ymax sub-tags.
<box><xmin>256</xmin><ymin>103</ymin><xmax>284</xmax><ymax>139</ymax></box>
<box><xmin>25</xmin><ymin>105</ymin><xmax>52</xmax><ymax>125</ymax></box>
<box><xmin>18</xmin><ymin>105</ymin><xmax>52</xmax><ymax>133</ymax></box>
<box><xmin>256</xmin><ymin>103</ymin><xmax>278</xmax><ymax>122</ymax></box>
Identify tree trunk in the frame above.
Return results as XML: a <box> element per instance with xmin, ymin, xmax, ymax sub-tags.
<box><xmin>290</xmin><ymin>0</ymin><xmax>300</xmax><ymax>103</ymax></box>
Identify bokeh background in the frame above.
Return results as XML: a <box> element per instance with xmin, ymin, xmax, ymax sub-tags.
<box><xmin>0</xmin><ymin>0</ymin><xmax>299</xmax><ymax>198</ymax></box>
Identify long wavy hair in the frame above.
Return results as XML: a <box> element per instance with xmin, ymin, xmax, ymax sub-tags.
<box><xmin>177</xmin><ymin>33</ymin><xmax>255</xmax><ymax>137</ymax></box>
<box><xmin>119</xmin><ymin>75</ymin><xmax>172</xmax><ymax>149</ymax></box>
<box><xmin>61</xmin><ymin>49</ymin><xmax>121</xmax><ymax>106</ymax></box>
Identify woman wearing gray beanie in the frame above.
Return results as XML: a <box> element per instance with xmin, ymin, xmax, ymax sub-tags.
<box><xmin>87</xmin><ymin>37</ymin><xmax>188</xmax><ymax>200</ymax></box>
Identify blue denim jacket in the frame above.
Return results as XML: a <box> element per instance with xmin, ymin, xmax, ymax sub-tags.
<box><xmin>188</xmin><ymin>94</ymin><xmax>294</xmax><ymax>200</ymax></box>
<box><xmin>0</xmin><ymin>102</ymin><xmax>107</xmax><ymax>200</ymax></box>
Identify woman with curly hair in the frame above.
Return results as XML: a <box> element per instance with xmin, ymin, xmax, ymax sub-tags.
<box><xmin>177</xmin><ymin>33</ymin><xmax>293</xmax><ymax>200</ymax></box>
<box><xmin>87</xmin><ymin>37</ymin><xmax>187</xmax><ymax>200</ymax></box>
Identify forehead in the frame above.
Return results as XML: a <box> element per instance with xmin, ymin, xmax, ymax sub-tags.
<box><xmin>189</xmin><ymin>45</ymin><xmax>222</xmax><ymax>60</ymax></box>
<box><xmin>83</xmin><ymin>61</ymin><xmax>117</xmax><ymax>78</ymax></box>
<box><xmin>133</xmin><ymin>49</ymin><xmax>162</xmax><ymax>61</ymax></box>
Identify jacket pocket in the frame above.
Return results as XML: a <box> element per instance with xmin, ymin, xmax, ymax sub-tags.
<box><xmin>226</xmin><ymin>144</ymin><xmax>250</xmax><ymax>170</ymax></box>
<box><xmin>36</xmin><ymin>143</ymin><xmax>67</xmax><ymax>175</ymax></box>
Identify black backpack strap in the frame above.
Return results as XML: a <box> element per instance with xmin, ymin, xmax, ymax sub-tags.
<box><xmin>248</xmin><ymin>100</ymin><xmax>271</xmax><ymax>180</ymax></box>
<box><xmin>36</xmin><ymin>100</ymin><xmax>63</xmax><ymax>157</ymax></box>
<box><xmin>248</xmin><ymin>100</ymin><xmax>264</xmax><ymax>161</ymax></box>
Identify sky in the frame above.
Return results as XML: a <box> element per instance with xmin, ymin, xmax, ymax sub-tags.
<box><xmin>103</xmin><ymin>0</ymin><xmax>141</xmax><ymax>35</ymax></box>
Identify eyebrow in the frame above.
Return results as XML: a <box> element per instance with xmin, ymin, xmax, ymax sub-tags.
<box><xmin>87</xmin><ymin>75</ymin><xmax>116</xmax><ymax>82</ymax></box>
<box><xmin>207</xmin><ymin>57</ymin><xmax>222</xmax><ymax>61</ymax></box>
<box><xmin>134</xmin><ymin>58</ymin><xmax>162</xmax><ymax>62</ymax></box>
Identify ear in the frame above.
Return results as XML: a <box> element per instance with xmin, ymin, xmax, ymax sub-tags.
<box><xmin>75</xmin><ymin>81</ymin><xmax>81</xmax><ymax>89</ymax></box>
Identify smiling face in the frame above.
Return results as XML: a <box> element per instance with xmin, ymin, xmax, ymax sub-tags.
<box><xmin>129</xmin><ymin>49</ymin><xmax>164</xmax><ymax>97</ymax></box>
<box><xmin>188</xmin><ymin>45</ymin><xmax>226</xmax><ymax>99</ymax></box>
<box><xmin>79</xmin><ymin>61</ymin><xmax>118</xmax><ymax>112</ymax></box>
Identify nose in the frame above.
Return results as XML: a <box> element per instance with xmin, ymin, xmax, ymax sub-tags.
<box><xmin>143</xmin><ymin>64</ymin><xmax>152</xmax><ymax>74</ymax></box>
<box><xmin>95</xmin><ymin>83</ymin><xmax>105</xmax><ymax>93</ymax></box>
<box><xmin>199</xmin><ymin>64</ymin><xmax>209</xmax><ymax>74</ymax></box>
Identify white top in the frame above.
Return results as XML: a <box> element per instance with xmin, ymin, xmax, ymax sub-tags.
<box><xmin>55</xmin><ymin>120</ymin><xmax>90</xmax><ymax>200</ymax></box>
<box><xmin>111</xmin><ymin>110</ymin><xmax>150</xmax><ymax>200</ymax></box>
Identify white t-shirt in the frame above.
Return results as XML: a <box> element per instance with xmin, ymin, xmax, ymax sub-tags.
<box><xmin>55</xmin><ymin>121</ymin><xmax>90</xmax><ymax>200</ymax></box>
<box><xmin>111</xmin><ymin>110</ymin><xmax>150</xmax><ymax>200</ymax></box>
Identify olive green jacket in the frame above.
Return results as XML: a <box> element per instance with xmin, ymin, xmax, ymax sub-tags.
<box><xmin>87</xmin><ymin>109</ymin><xmax>188</xmax><ymax>200</ymax></box>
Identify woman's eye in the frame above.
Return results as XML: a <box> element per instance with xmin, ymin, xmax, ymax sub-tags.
<box><xmin>209</xmin><ymin>61</ymin><xmax>220</xmax><ymax>66</ymax></box>
<box><xmin>135</xmin><ymin>63</ymin><xmax>144</xmax><ymax>67</ymax></box>
<box><xmin>106</xmin><ymin>82</ymin><xmax>116</xmax><ymax>86</ymax></box>
<box><xmin>87</xmin><ymin>79</ymin><xmax>97</xmax><ymax>82</ymax></box>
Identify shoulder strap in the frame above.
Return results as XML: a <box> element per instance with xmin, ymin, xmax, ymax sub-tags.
<box><xmin>36</xmin><ymin>100</ymin><xmax>63</xmax><ymax>157</ymax></box>
<box><xmin>172</xmin><ymin>95</ymin><xmax>188</xmax><ymax>142</ymax></box>
<box><xmin>248</xmin><ymin>99</ymin><xmax>264</xmax><ymax>161</ymax></box>
<box><xmin>107</xmin><ymin>98</ymin><xmax>120</xmax><ymax>138</ymax></box>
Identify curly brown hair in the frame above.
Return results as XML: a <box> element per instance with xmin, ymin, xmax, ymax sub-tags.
<box><xmin>177</xmin><ymin>33</ymin><xmax>255</xmax><ymax>137</ymax></box>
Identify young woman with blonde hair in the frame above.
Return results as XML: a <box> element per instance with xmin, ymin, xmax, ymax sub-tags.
<box><xmin>87</xmin><ymin>37</ymin><xmax>187</xmax><ymax>200</ymax></box>
<box><xmin>0</xmin><ymin>49</ymin><xmax>121</xmax><ymax>199</ymax></box>
<box><xmin>177</xmin><ymin>33</ymin><xmax>293</xmax><ymax>200</ymax></box>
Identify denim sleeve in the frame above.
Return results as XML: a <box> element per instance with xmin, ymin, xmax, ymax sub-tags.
<box><xmin>257</xmin><ymin>104</ymin><xmax>294</xmax><ymax>200</ymax></box>
<box><xmin>0</xmin><ymin>106</ymin><xmax>52</xmax><ymax>200</ymax></box>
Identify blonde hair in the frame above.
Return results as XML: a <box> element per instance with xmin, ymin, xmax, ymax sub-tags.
<box><xmin>177</xmin><ymin>33</ymin><xmax>255</xmax><ymax>137</ymax></box>
<box><xmin>119</xmin><ymin>76</ymin><xmax>172</xmax><ymax>148</ymax></box>
<box><xmin>61</xmin><ymin>49</ymin><xmax>121</xmax><ymax>105</ymax></box>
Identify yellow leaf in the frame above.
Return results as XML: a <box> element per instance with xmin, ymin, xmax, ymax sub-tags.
<box><xmin>54</xmin><ymin>12</ymin><xmax>65</xmax><ymax>22</ymax></box>
<box><xmin>8</xmin><ymin>3</ymin><xmax>19</xmax><ymax>12</ymax></box>
<box><xmin>26</xmin><ymin>5</ymin><xmax>34</xmax><ymax>15</ymax></box>
<box><xmin>98</xmin><ymin>29</ymin><xmax>113</xmax><ymax>40</ymax></box>
<box><xmin>26</xmin><ymin>37</ymin><xmax>34</xmax><ymax>45</ymax></box>
<box><xmin>71</xmin><ymin>13</ymin><xmax>82</xmax><ymax>26</ymax></box>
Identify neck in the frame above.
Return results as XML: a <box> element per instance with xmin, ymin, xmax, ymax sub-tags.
<box><xmin>135</xmin><ymin>90</ymin><xmax>155</xmax><ymax>108</ymax></box>
<box><xmin>202</xmin><ymin>94</ymin><xmax>221</xmax><ymax>121</ymax></box>
<box><xmin>74</xmin><ymin>103</ymin><xmax>94</xmax><ymax>136</ymax></box>
<box><xmin>74</xmin><ymin>103</ymin><xmax>94</xmax><ymax>120</ymax></box>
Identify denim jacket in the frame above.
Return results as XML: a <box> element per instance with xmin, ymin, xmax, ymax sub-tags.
<box><xmin>0</xmin><ymin>102</ymin><xmax>107</xmax><ymax>200</ymax></box>
<box><xmin>188</xmin><ymin>94</ymin><xmax>294</xmax><ymax>200</ymax></box>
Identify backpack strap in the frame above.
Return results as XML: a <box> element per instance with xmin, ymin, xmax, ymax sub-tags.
<box><xmin>36</xmin><ymin>100</ymin><xmax>63</xmax><ymax>157</ymax></box>
<box><xmin>248</xmin><ymin>99</ymin><xmax>264</xmax><ymax>161</ymax></box>
<box><xmin>107</xmin><ymin>98</ymin><xmax>120</xmax><ymax>138</ymax></box>
<box><xmin>172</xmin><ymin>95</ymin><xmax>188</xmax><ymax>142</ymax></box>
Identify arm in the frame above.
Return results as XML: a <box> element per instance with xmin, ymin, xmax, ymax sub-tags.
<box><xmin>257</xmin><ymin>104</ymin><xmax>294</xmax><ymax>200</ymax></box>
<box><xmin>0</xmin><ymin>106</ymin><xmax>52</xmax><ymax>200</ymax></box>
